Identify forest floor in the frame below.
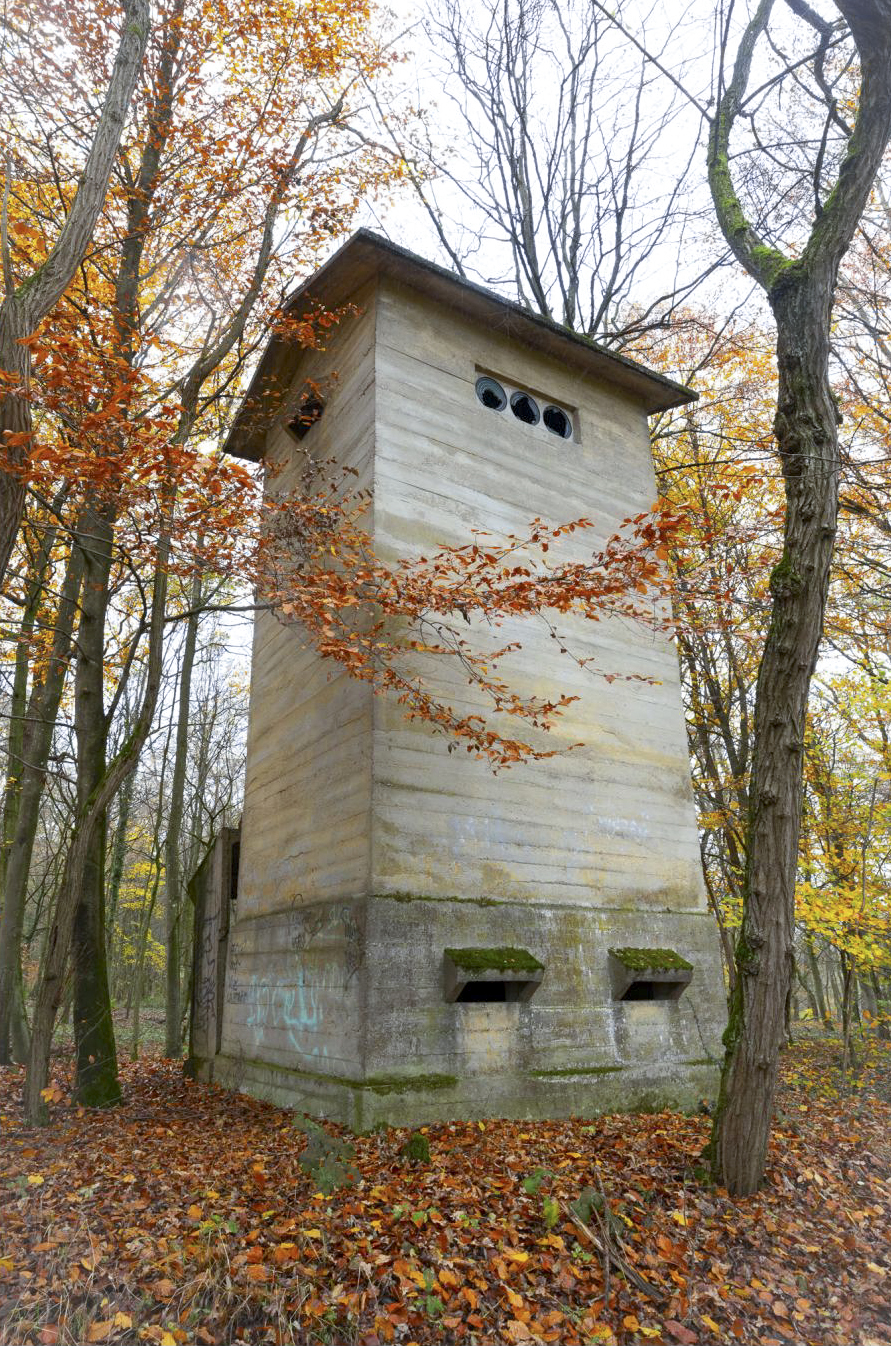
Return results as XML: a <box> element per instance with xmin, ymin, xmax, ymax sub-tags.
<box><xmin>1</xmin><ymin>1033</ymin><xmax>889</xmax><ymax>1346</ymax></box>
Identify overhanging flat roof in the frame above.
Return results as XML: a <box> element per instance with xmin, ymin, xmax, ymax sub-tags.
<box><xmin>223</xmin><ymin>229</ymin><xmax>697</xmax><ymax>461</ymax></box>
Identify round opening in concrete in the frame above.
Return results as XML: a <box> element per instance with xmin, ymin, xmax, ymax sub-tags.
<box><xmin>510</xmin><ymin>391</ymin><xmax>540</xmax><ymax>425</ymax></box>
<box><xmin>543</xmin><ymin>405</ymin><xmax>572</xmax><ymax>438</ymax></box>
<box><xmin>476</xmin><ymin>376</ymin><xmax>507</xmax><ymax>411</ymax></box>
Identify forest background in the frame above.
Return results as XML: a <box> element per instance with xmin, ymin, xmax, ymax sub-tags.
<box><xmin>0</xmin><ymin>0</ymin><xmax>889</xmax><ymax>1278</ymax></box>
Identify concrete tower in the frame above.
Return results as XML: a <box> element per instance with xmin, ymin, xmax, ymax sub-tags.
<box><xmin>189</xmin><ymin>231</ymin><xmax>727</xmax><ymax>1128</ymax></box>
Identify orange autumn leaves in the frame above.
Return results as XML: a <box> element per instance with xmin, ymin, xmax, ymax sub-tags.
<box><xmin>260</xmin><ymin>481</ymin><xmax>685</xmax><ymax>766</ymax></box>
<box><xmin>1</xmin><ymin>1047</ymin><xmax>889</xmax><ymax>1345</ymax></box>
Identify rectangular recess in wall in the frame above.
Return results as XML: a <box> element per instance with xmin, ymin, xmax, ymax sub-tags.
<box><xmin>444</xmin><ymin>947</ymin><xmax>544</xmax><ymax>1004</ymax></box>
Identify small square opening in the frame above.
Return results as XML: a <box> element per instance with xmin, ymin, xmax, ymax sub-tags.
<box><xmin>608</xmin><ymin>947</ymin><xmax>693</xmax><ymax>1003</ymax></box>
<box><xmin>287</xmin><ymin>396</ymin><xmax>325</xmax><ymax>440</ymax></box>
<box><xmin>455</xmin><ymin>980</ymin><xmax>530</xmax><ymax>1003</ymax></box>
<box><xmin>444</xmin><ymin>947</ymin><xmax>544</xmax><ymax>1004</ymax></box>
<box><xmin>620</xmin><ymin>979</ymin><xmax>682</xmax><ymax>1001</ymax></box>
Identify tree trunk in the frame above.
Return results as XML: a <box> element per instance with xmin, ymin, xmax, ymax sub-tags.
<box><xmin>870</xmin><ymin>972</ymin><xmax>889</xmax><ymax>1040</ymax></box>
<box><xmin>840</xmin><ymin>950</ymin><xmax>856</xmax><ymax>1074</ymax></box>
<box><xmin>24</xmin><ymin>519</ymin><xmax>171</xmax><ymax>1124</ymax></box>
<box><xmin>695</xmin><ymin>0</ymin><xmax>891</xmax><ymax>1195</ymax></box>
<box><xmin>710</xmin><ymin>271</ymin><xmax>840</xmax><ymax>1194</ymax></box>
<box><xmin>106</xmin><ymin>768</ymin><xmax>134</xmax><ymax>996</ymax></box>
<box><xmin>0</xmin><ymin>542</ymin><xmax>84</xmax><ymax>1062</ymax></box>
<box><xmin>131</xmin><ymin>860</ymin><xmax>162</xmax><ymax>1060</ymax></box>
<box><xmin>0</xmin><ymin>542</ymin><xmax>37</xmax><ymax>1064</ymax></box>
<box><xmin>163</xmin><ymin>573</ymin><xmax>202</xmax><ymax>1057</ymax></box>
<box><xmin>804</xmin><ymin>933</ymin><xmax>831</xmax><ymax>1029</ymax></box>
<box><xmin>0</xmin><ymin>324</ymin><xmax>31</xmax><ymax>596</ymax></box>
<box><xmin>796</xmin><ymin>962</ymin><xmax>821</xmax><ymax>1025</ymax></box>
<box><xmin>702</xmin><ymin>861</ymin><xmax>737</xmax><ymax>996</ymax></box>
<box><xmin>70</xmin><ymin>506</ymin><xmax>120</xmax><ymax>1107</ymax></box>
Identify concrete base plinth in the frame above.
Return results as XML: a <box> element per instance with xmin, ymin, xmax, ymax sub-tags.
<box><xmin>193</xmin><ymin>892</ymin><xmax>726</xmax><ymax>1130</ymax></box>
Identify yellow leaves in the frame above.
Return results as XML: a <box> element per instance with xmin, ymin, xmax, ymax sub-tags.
<box><xmin>26</xmin><ymin>1174</ymin><xmax>44</xmax><ymax>1186</ymax></box>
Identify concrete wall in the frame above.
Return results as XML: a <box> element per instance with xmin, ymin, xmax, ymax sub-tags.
<box><xmin>187</xmin><ymin>827</ymin><xmax>238</xmax><ymax>1072</ymax></box>
<box><xmin>232</xmin><ymin>286</ymin><xmax>378</xmax><ymax>924</ymax></box>
<box><xmin>208</xmin><ymin>269</ymin><xmax>727</xmax><ymax>1125</ymax></box>
<box><xmin>217</xmin><ymin>288</ymin><xmax>377</xmax><ymax>1074</ymax></box>
<box><xmin>370</xmin><ymin>277</ymin><xmax>706</xmax><ymax>911</ymax></box>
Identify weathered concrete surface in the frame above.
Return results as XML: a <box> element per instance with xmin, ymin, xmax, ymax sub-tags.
<box><xmin>187</xmin><ymin>827</ymin><xmax>239</xmax><ymax>1076</ymax></box>
<box><xmin>211</xmin><ymin>890</ymin><xmax>724</xmax><ymax>1128</ymax></box>
<box><xmin>205</xmin><ymin>235</ymin><xmax>728</xmax><ymax>1126</ymax></box>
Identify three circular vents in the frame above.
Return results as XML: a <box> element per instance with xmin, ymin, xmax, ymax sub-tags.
<box><xmin>475</xmin><ymin>377</ymin><xmax>573</xmax><ymax>439</ymax></box>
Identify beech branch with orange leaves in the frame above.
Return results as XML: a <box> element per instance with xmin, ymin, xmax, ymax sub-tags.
<box><xmin>257</xmin><ymin>474</ymin><xmax>684</xmax><ymax>768</ymax></box>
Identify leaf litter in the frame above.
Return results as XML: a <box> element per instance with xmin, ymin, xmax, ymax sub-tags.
<box><xmin>0</xmin><ymin>1036</ymin><xmax>888</xmax><ymax>1345</ymax></box>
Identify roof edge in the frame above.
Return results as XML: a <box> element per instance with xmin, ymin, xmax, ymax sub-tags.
<box><xmin>223</xmin><ymin>229</ymin><xmax>697</xmax><ymax>461</ymax></box>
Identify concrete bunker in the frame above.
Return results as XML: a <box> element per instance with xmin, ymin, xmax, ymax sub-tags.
<box><xmin>190</xmin><ymin>229</ymin><xmax>728</xmax><ymax>1129</ymax></box>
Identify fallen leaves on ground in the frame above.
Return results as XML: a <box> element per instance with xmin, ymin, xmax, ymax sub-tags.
<box><xmin>0</xmin><ymin>1035</ymin><xmax>889</xmax><ymax>1345</ymax></box>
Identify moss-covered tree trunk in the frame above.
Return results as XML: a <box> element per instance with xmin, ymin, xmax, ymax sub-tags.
<box><xmin>24</xmin><ymin>528</ymin><xmax>170</xmax><ymax>1125</ymax></box>
<box><xmin>703</xmin><ymin>0</ymin><xmax>891</xmax><ymax>1195</ymax></box>
<box><xmin>70</xmin><ymin>504</ymin><xmax>121</xmax><ymax>1107</ymax></box>
<box><xmin>709</xmin><ymin>271</ymin><xmax>841</xmax><ymax>1191</ymax></box>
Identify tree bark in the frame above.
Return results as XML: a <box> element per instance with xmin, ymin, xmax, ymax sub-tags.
<box><xmin>70</xmin><ymin>505</ymin><xmax>121</xmax><ymax>1107</ymax></box>
<box><xmin>704</xmin><ymin>0</ymin><xmax>891</xmax><ymax>1195</ymax></box>
<box><xmin>163</xmin><ymin>571</ymin><xmax>202</xmax><ymax>1058</ymax></box>
<box><xmin>0</xmin><ymin>541</ymin><xmax>84</xmax><ymax>1062</ymax></box>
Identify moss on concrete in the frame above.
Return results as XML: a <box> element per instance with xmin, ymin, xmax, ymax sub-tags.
<box><xmin>445</xmin><ymin>946</ymin><xmax>544</xmax><ymax>974</ymax></box>
<box><xmin>609</xmin><ymin>947</ymin><xmax>693</xmax><ymax>972</ymax></box>
<box><xmin>364</xmin><ymin>1073</ymin><xmax>457</xmax><ymax>1095</ymax></box>
<box><xmin>378</xmin><ymin>891</ymin><xmax>502</xmax><ymax>908</ymax></box>
<box><xmin>529</xmin><ymin>1065</ymin><xmax>624</xmax><ymax>1078</ymax></box>
<box><xmin>220</xmin><ymin>1056</ymin><xmax>456</xmax><ymax>1095</ymax></box>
